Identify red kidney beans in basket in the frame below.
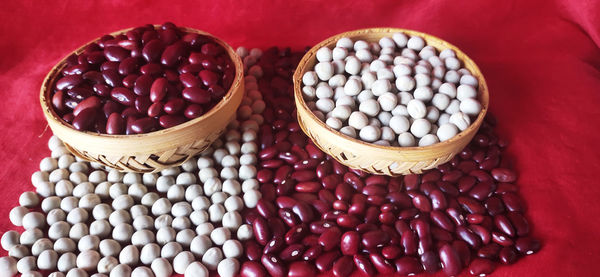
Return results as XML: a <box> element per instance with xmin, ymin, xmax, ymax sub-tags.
<box><xmin>239</xmin><ymin>46</ymin><xmax>541</xmax><ymax>277</ymax></box>
<box><xmin>51</xmin><ymin>22</ymin><xmax>235</xmax><ymax>134</ymax></box>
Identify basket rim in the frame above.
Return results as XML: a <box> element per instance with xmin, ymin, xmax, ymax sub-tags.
<box><xmin>40</xmin><ymin>25</ymin><xmax>244</xmax><ymax>141</ymax></box>
<box><xmin>293</xmin><ymin>27</ymin><xmax>489</xmax><ymax>154</ymax></box>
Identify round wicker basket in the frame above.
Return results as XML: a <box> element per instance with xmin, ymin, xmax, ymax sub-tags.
<box><xmin>40</xmin><ymin>26</ymin><xmax>244</xmax><ymax>173</ymax></box>
<box><xmin>293</xmin><ymin>27</ymin><xmax>489</xmax><ymax>176</ymax></box>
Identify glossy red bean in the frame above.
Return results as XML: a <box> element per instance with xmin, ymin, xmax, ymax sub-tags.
<box><xmin>321</xmin><ymin>174</ymin><xmax>341</xmax><ymax>190</ymax></box>
<box><xmin>109</xmin><ymin>87</ymin><xmax>135</xmax><ymax>106</ymax></box>
<box><xmin>430</xmin><ymin>210</ymin><xmax>455</xmax><ymax>232</ymax></box>
<box><xmin>501</xmin><ymin>192</ymin><xmax>524</xmax><ymax>212</ymax></box>
<box><xmin>507</xmin><ymin>212</ymin><xmax>529</xmax><ymax>236</ymax></box>
<box><xmin>499</xmin><ymin>246</ymin><xmax>518</xmax><ymax>264</ymax></box>
<box><xmin>106</xmin><ymin>112</ymin><xmax>125</xmax><ymax>134</ymax></box>
<box><xmin>73</xmin><ymin>96</ymin><xmax>101</xmax><ymax>116</ymax></box>
<box><xmin>369</xmin><ymin>253</ymin><xmax>395</xmax><ymax>274</ymax></box>
<box><xmin>253</xmin><ymin>217</ymin><xmax>270</xmax><ymax>246</ymax></box>
<box><xmin>458</xmin><ymin>196</ymin><xmax>486</xmax><ymax>214</ymax></box>
<box><xmin>413</xmin><ymin>193</ymin><xmax>433</xmax><ymax>212</ymax></box>
<box><xmin>158</xmin><ymin>115</ymin><xmax>186</xmax><ymax>128</ymax></box>
<box><xmin>439</xmin><ymin>244</ymin><xmax>462</xmax><ymax>276</ymax></box>
<box><xmin>381</xmin><ymin>245</ymin><xmax>402</xmax><ymax>260</ymax></box>
<box><xmin>141</xmin><ymin>39</ymin><xmax>164</xmax><ymax>62</ymax></box>
<box><xmin>104</xmin><ymin>46</ymin><xmax>129</xmax><ymax>62</ymax></box>
<box><xmin>469</xmin><ymin>180</ymin><xmax>496</xmax><ymax>201</ymax></box>
<box><xmin>315</xmin><ymin>251</ymin><xmax>340</xmax><ymax>272</ymax></box>
<box><xmin>131</xmin><ymin>117</ymin><xmax>158</xmax><ymax>134</ymax></box>
<box><xmin>468</xmin><ymin>258</ymin><xmax>496</xmax><ymax>276</ymax></box>
<box><xmin>515</xmin><ymin>237</ymin><xmax>541</xmax><ymax>255</ymax></box>
<box><xmin>285</xmin><ymin>225</ymin><xmax>308</xmax><ymax>244</ymax></box>
<box><xmin>362</xmin><ymin>185</ymin><xmax>387</xmax><ymax>196</ymax></box>
<box><xmin>336</xmin><ymin>214</ymin><xmax>360</xmax><ymax>228</ymax></box>
<box><xmin>67</xmin><ymin>87</ymin><xmax>93</xmax><ymax>100</ymax></box>
<box><xmin>477</xmin><ymin>243</ymin><xmax>501</xmax><ymax>260</ymax></box>
<box><xmin>241</xmin><ymin>261</ymin><xmax>268</xmax><ymax>277</ymax></box>
<box><xmin>163</xmin><ymin>98</ymin><xmax>185</xmax><ymax>114</ymax></box>
<box><xmin>332</xmin><ymin>256</ymin><xmax>354</xmax><ymax>277</ymax></box>
<box><xmin>72</xmin><ymin>108</ymin><xmax>97</xmax><ymax>131</ymax></box>
<box><xmin>492</xmin><ymin>232</ymin><xmax>514</xmax><ymax>246</ymax></box>
<box><xmin>287</xmin><ymin>261</ymin><xmax>316</xmax><ymax>277</ymax></box>
<box><xmin>292</xmin><ymin>202</ymin><xmax>314</xmax><ymax>222</ymax></box>
<box><xmin>308</xmin><ymin>220</ymin><xmax>333</xmax><ymax>234</ymax></box>
<box><xmin>361</xmin><ymin>230</ymin><xmax>390</xmax><ymax>248</ymax></box>
<box><xmin>263</xmin><ymin>236</ymin><xmax>285</xmax><ymax>255</ymax></box>
<box><xmin>261</xmin><ymin>254</ymin><xmax>286</xmax><ymax>277</ymax></box>
<box><xmin>339</xmin><ymin>231</ymin><xmax>360</xmax><ymax>256</ymax></box>
<box><xmin>318</xmin><ymin>227</ymin><xmax>341</xmax><ymax>251</ymax></box>
<box><xmin>395</xmin><ymin>256</ymin><xmax>423</xmax><ymax>275</ymax></box>
<box><xmin>491</xmin><ymin>168</ymin><xmax>517</xmax><ymax>182</ymax></box>
<box><xmin>452</xmin><ymin>240</ymin><xmax>472</xmax><ymax>267</ymax></box>
<box><xmin>302</xmin><ymin>244</ymin><xmax>322</xmax><ymax>262</ymax></box>
<box><xmin>349</xmin><ymin>254</ymin><xmax>375</xmax><ymax>276</ymax></box>
<box><xmin>161</xmin><ymin>41</ymin><xmax>187</xmax><ymax>67</ymax></box>
<box><xmin>494</xmin><ymin>214</ymin><xmax>516</xmax><ymax>237</ymax></box>
<box><xmin>306</xmin><ymin>144</ymin><xmax>324</xmax><ymax>159</ymax></box>
<box><xmin>456</xmin><ymin>226</ymin><xmax>481</xmax><ymax>249</ymax></box>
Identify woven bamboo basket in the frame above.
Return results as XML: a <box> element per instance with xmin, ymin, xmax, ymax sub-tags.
<box><xmin>40</xmin><ymin>26</ymin><xmax>244</xmax><ymax>173</ymax></box>
<box><xmin>294</xmin><ymin>28</ymin><xmax>489</xmax><ymax>176</ymax></box>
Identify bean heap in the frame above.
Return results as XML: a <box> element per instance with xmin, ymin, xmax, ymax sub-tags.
<box><xmin>302</xmin><ymin>33</ymin><xmax>483</xmax><ymax>147</ymax></box>
<box><xmin>240</xmin><ymin>47</ymin><xmax>540</xmax><ymax>276</ymax></box>
<box><xmin>51</xmin><ymin>22</ymin><xmax>235</xmax><ymax>134</ymax></box>
<box><xmin>0</xmin><ymin>47</ymin><xmax>266</xmax><ymax>277</ymax></box>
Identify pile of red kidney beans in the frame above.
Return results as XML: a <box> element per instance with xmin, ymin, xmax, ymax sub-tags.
<box><xmin>51</xmin><ymin>22</ymin><xmax>235</xmax><ymax>134</ymax></box>
<box><xmin>237</xmin><ymin>47</ymin><xmax>540</xmax><ymax>277</ymax></box>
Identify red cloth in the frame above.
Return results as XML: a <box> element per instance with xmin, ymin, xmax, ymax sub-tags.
<box><xmin>1</xmin><ymin>0</ymin><xmax>599</xmax><ymax>276</ymax></box>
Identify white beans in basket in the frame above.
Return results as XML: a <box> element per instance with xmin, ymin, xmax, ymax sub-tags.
<box><xmin>302</xmin><ymin>34</ymin><xmax>482</xmax><ymax>146</ymax></box>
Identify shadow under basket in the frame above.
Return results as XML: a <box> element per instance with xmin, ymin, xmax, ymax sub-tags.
<box><xmin>40</xmin><ymin>26</ymin><xmax>244</xmax><ymax>173</ymax></box>
<box><xmin>293</xmin><ymin>27</ymin><xmax>489</xmax><ymax>176</ymax></box>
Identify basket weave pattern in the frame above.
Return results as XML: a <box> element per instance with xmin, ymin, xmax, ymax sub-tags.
<box><xmin>40</xmin><ymin>26</ymin><xmax>244</xmax><ymax>173</ymax></box>
<box><xmin>294</xmin><ymin>28</ymin><xmax>489</xmax><ymax>176</ymax></box>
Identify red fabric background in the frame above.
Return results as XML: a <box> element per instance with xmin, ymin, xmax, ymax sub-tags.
<box><xmin>1</xmin><ymin>0</ymin><xmax>599</xmax><ymax>276</ymax></box>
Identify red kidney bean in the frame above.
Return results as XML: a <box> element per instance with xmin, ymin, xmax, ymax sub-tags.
<box><xmin>122</xmin><ymin>74</ymin><xmax>139</xmax><ymax>88</ymax></box>
<box><xmin>362</xmin><ymin>230</ymin><xmax>390</xmax><ymax>248</ymax></box>
<box><xmin>499</xmin><ymin>246</ymin><xmax>518</xmax><ymax>264</ymax></box>
<box><xmin>494</xmin><ymin>214</ymin><xmax>516</xmax><ymax>237</ymax></box>
<box><xmin>430</xmin><ymin>210</ymin><xmax>455</xmax><ymax>232</ymax></box>
<box><xmin>332</xmin><ymin>200</ymin><xmax>348</xmax><ymax>211</ymax></box>
<box><xmin>507</xmin><ymin>212</ymin><xmax>529</xmax><ymax>236</ymax></box>
<box><xmin>468</xmin><ymin>258</ymin><xmax>496</xmax><ymax>276</ymax></box>
<box><xmin>244</xmin><ymin>240</ymin><xmax>262</xmax><ymax>261</ymax></box>
<box><xmin>515</xmin><ymin>237</ymin><xmax>541</xmax><ymax>255</ymax></box>
<box><xmin>318</xmin><ymin>227</ymin><xmax>341</xmax><ymax>251</ymax></box>
<box><xmin>439</xmin><ymin>244</ymin><xmax>462</xmax><ymax>276</ymax></box>
<box><xmin>340</xmin><ymin>231</ymin><xmax>360</xmax><ymax>256</ymax></box>
<box><xmin>106</xmin><ymin>112</ymin><xmax>125</xmax><ymax>134</ymax></box>
<box><xmin>131</xmin><ymin>117</ymin><xmax>158</xmax><ymax>133</ymax></box>
<box><xmin>73</xmin><ymin>96</ymin><xmax>101</xmax><ymax>116</ymax></box>
<box><xmin>478</xmin><ymin>243</ymin><xmax>501</xmax><ymax>260</ymax></box>
<box><xmin>263</xmin><ymin>236</ymin><xmax>285</xmax><ymax>254</ymax></box>
<box><xmin>104</xmin><ymin>46</ymin><xmax>129</xmax><ymax>62</ymax></box>
<box><xmin>456</xmin><ymin>226</ymin><xmax>481</xmax><ymax>249</ymax></box>
<box><xmin>492</xmin><ymin>232</ymin><xmax>514</xmax><ymax>247</ymax></box>
<box><xmin>285</xmin><ymin>225</ymin><xmax>308</xmax><ymax>244</ymax></box>
<box><xmin>501</xmin><ymin>192</ymin><xmax>524</xmax><ymax>212</ymax></box>
<box><xmin>422</xmin><ymin>170</ymin><xmax>441</xmax><ymax>183</ymax></box>
<box><xmin>302</xmin><ymin>245</ymin><xmax>322</xmax><ymax>261</ymax></box>
<box><xmin>466</xmin><ymin>214</ymin><xmax>485</xmax><ymax>224</ymax></box>
<box><xmin>241</xmin><ymin>261</ymin><xmax>268</xmax><ymax>277</ymax></box>
<box><xmin>287</xmin><ymin>261</ymin><xmax>316</xmax><ymax>277</ymax></box>
<box><xmin>362</xmin><ymin>185</ymin><xmax>387</xmax><ymax>197</ymax></box>
<box><xmin>110</xmin><ymin>87</ymin><xmax>135</xmax><ymax>107</ymax></box>
<box><xmin>442</xmin><ymin>170</ymin><xmax>463</xmax><ymax>182</ymax></box>
<box><xmin>403</xmin><ymin>174</ymin><xmax>420</xmax><ymax>190</ymax></box>
<box><xmin>279</xmin><ymin>208</ymin><xmax>300</xmax><ymax>227</ymax></box>
<box><xmin>291</xmin><ymin>170</ymin><xmax>316</xmax><ymax>182</ymax></box>
<box><xmin>350</xmin><ymin>254</ymin><xmax>375</xmax><ymax>276</ymax></box>
<box><xmin>261</xmin><ymin>254</ymin><xmax>287</xmax><ymax>277</ymax></box>
<box><xmin>161</xmin><ymin>41</ymin><xmax>187</xmax><ymax>67</ymax></box>
<box><xmin>336</xmin><ymin>183</ymin><xmax>354</xmax><ymax>201</ymax></box>
<box><xmin>182</xmin><ymin>86</ymin><xmax>211</xmax><ymax>104</ymax></box>
<box><xmin>276</xmin><ymin>196</ymin><xmax>297</xmax><ymax>209</ymax></box>
<box><xmin>158</xmin><ymin>115</ymin><xmax>186</xmax><ymax>128</ymax></box>
<box><xmin>292</xmin><ymin>202</ymin><xmax>315</xmax><ymax>222</ymax></box>
<box><xmin>67</xmin><ymin>87</ymin><xmax>93</xmax><ymax>101</ymax></box>
<box><xmin>469</xmin><ymin>224</ymin><xmax>492</xmax><ymax>245</ymax></box>
<box><xmin>458</xmin><ymin>160</ymin><xmax>477</xmax><ymax>173</ymax></box>
<box><xmin>134</xmin><ymin>96</ymin><xmax>152</xmax><ymax>114</ymax></box>
<box><xmin>72</xmin><ymin>108</ymin><xmax>97</xmax><ymax>131</ymax></box>
<box><xmin>332</xmin><ymin>256</ymin><xmax>354</xmax><ymax>277</ymax></box>
<box><xmin>315</xmin><ymin>251</ymin><xmax>340</xmax><ymax>272</ymax></box>
<box><xmin>491</xmin><ymin>168</ymin><xmax>517</xmax><ymax>182</ymax></box>
<box><xmin>355</xmin><ymin>223</ymin><xmax>378</xmax><ymax>233</ymax></box>
<box><xmin>458</xmin><ymin>196</ymin><xmax>486</xmax><ymax>214</ymax></box>
<box><xmin>56</xmin><ymin>74</ymin><xmax>84</xmax><ymax>91</ymax></box>
<box><xmin>452</xmin><ymin>240</ymin><xmax>472</xmax><ymax>267</ymax></box>
<box><xmin>336</xmin><ymin>214</ymin><xmax>360</xmax><ymax>228</ymax></box>
<box><xmin>412</xmin><ymin>193</ymin><xmax>433</xmax><ymax>212</ymax></box>
<box><xmin>253</xmin><ymin>217</ymin><xmax>270</xmax><ymax>246</ymax></box>
<box><xmin>309</xmin><ymin>220</ymin><xmax>333</xmax><ymax>234</ymax></box>
<box><xmin>469</xmin><ymin>180</ymin><xmax>496</xmax><ymax>201</ymax></box>
<box><xmin>369</xmin><ymin>253</ymin><xmax>395</xmax><ymax>274</ymax></box>
<box><xmin>321</xmin><ymin>174</ymin><xmax>341</xmax><ymax>190</ymax></box>
<box><xmin>141</xmin><ymin>39</ymin><xmax>164</xmax><ymax>62</ymax></box>
<box><xmin>255</xmin><ymin>199</ymin><xmax>276</xmax><ymax>219</ymax></box>
<box><xmin>183</xmin><ymin>103</ymin><xmax>203</xmax><ymax>118</ymax></box>
<box><xmin>163</xmin><ymin>98</ymin><xmax>185</xmax><ymax>114</ymax></box>
<box><xmin>419</xmin><ymin>250</ymin><xmax>440</xmax><ymax>273</ymax></box>
<box><xmin>394</xmin><ymin>256</ymin><xmax>423</xmax><ymax>275</ymax></box>
<box><xmin>305</xmin><ymin>144</ymin><xmax>324</xmax><ymax>160</ymax></box>
<box><xmin>445</xmin><ymin>207</ymin><xmax>466</xmax><ymax>227</ymax></box>
<box><xmin>52</xmin><ymin>90</ymin><xmax>66</xmax><ymax>111</ymax></box>
<box><xmin>381</xmin><ymin>245</ymin><xmax>402</xmax><ymax>260</ymax></box>
<box><xmin>484</xmin><ymin>196</ymin><xmax>505</xmax><ymax>216</ymax></box>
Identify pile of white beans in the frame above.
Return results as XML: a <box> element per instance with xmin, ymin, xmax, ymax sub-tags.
<box><xmin>0</xmin><ymin>46</ymin><xmax>266</xmax><ymax>277</ymax></box>
<box><xmin>302</xmin><ymin>33</ymin><xmax>483</xmax><ymax>147</ymax></box>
